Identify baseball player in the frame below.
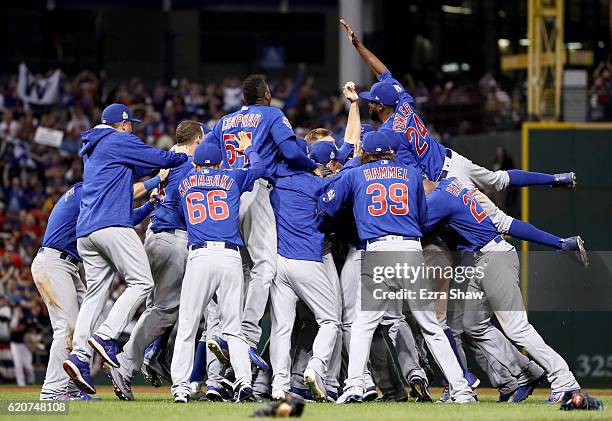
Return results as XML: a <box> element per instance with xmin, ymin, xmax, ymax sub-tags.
<box><xmin>62</xmin><ymin>103</ymin><xmax>188</xmax><ymax>394</ymax></box>
<box><xmin>171</xmin><ymin>132</ymin><xmax>264</xmax><ymax>403</ymax></box>
<box><xmin>339</xmin><ymin>19</ymin><xmax>588</xmax><ymax>267</ymax></box>
<box><xmin>318</xmin><ymin>130</ymin><xmax>475</xmax><ymax>404</ymax></box>
<box><xmin>32</xmin><ymin>178</ymin><xmax>160</xmax><ymax>400</ymax></box>
<box><xmin>268</xmin><ymin>142</ymin><xmax>341</xmax><ymax>402</ymax></box>
<box><xmin>205</xmin><ymin>75</ymin><xmax>317</xmax><ymax>368</ymax></box>
<box><xmin>106</xmin><ymin>120</ymin><xmax>204</xmax><ymax>400</ymax></box>
<box><xmin>421</xmin><ymin>177</ymin><xmax>581</xmax><ymax>403</ymax></box>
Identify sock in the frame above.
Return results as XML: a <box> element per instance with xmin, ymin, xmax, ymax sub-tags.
<box><xmin>443</xmin><ymin>328</ymin><xmax>466</xmax><ymax>374</ymax></box>
<box><xmin>508</xmin><ymin>219</ymin><xmax>563</xmax><ymax>249</ymax></box>
<box><xmin>507</xmin><ymin>170</ymin><xmax>555</xmax><ymax>187</ymax></box>
<box><xmin>189</xmin><ymin>340</ymin><xmax>208</xmax><ymax>383</ymax></box>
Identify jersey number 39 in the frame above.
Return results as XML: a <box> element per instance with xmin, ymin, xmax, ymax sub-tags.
<box><xmin>366</xmin><ymin>182</ymin><xmax>409</xmax><ymax>216</ymax></box>
<box><xmin>186</xmin><ymin>190</ymin><xmax>230</xmax><ymax>224</ymax></box>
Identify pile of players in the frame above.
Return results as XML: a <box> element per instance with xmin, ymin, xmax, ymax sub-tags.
<box><xmin>32</xmin><ymin>19</ymin><xmax>588</xmax><ymax>405</ymax></box>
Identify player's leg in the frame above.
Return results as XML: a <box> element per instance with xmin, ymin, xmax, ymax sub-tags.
<box><xmin>239</xmin><ymin>181</ymin><xmax>277</xmax><ymax>349</ymax></box>
<box><xmin>339</xmin><ymin>246</ymin><xmax>361</xmax><ymax>351</ymax></box>
<box><xmin>31</xmin><ymin>252</ymin><xmax>81</xmax><ymax>399</ymax></box>
<box><xmin>170</xmin><ymin>249</ymin><xmax>216</xmax><ymax>400</ymax></box>
<box><xmin>89</xmin><ymin>227</ymin><xmax>154</xmax><ymax>345</ymax></box>
<box><xmin>118</xmin><ymin>231</ymin><xmax>187</xmax><ymax>381</ymax></box>
<box><xmin>215</xmin><ymin>248</ymin><xmax>253</xmax><ymax>400</ymax></box>
<box><xmin>323</xmin><ymin>251</ymin><xmax>343</xmax><ymax>397</ymax></box>
<box><xmin>269</xmin><ymin>257</ymin><xmax>299</xmax><ymax>396</ymax></box>
<box><xmin>393</xmin><ymin>318</ymin><xmax>428</xmax><ymax>383</ymax></box>
<box><xmin>290</xmin><ymin>258</ymin><xmax>340</xmax><ymax>402</ymax></box>
<box><xmin>449</xmin><ymin>149</ymin><xmax>574</xmax><ymax>190</ymax></box>
<box><xmin>482</xmin><ymin>250</ymin><xmax>580</xmax><ymax>396</ymax></box>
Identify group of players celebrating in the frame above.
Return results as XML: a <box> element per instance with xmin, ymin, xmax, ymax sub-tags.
<box><xmin>32</xmin><ymin>19</ymin><xmax>587</xmax><ymax>406</ymax></box>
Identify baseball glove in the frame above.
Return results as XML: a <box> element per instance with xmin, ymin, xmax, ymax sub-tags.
<box><xmin>559</xmin><ymin>391</ymin><xmax>604</xmax><ymax>411</ymax></box>
<box><xmin>250</xmin><ymin>393</ymin><xmax>305</xmax><ymax>418</ymax></box>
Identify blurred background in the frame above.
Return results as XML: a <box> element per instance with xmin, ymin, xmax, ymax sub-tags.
<box><xmin>0</xmin><ymin>0</ymin><xmax>610</xmax><ymax>389</ymax></box>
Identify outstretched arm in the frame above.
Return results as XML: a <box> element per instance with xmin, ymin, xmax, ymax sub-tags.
<box><xmin>340</xmin><ymin>19</ymin><xmax>388</xmax><ymax>78</ymax></box>
<box><xmin>342</xmin><ymin>81</ymin><xmax>362</xmax><ymax>156</ymax></box>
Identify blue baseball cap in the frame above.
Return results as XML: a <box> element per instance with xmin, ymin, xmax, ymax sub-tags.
<box><xmin>361</xmin><ymin>124</ymin><xmax>375</xmax><ymax>134</ymax></box>
<box><xmin>359</xmin><ymin>82</ymin><xmax>400</xmax><ymax>106</ymax></box>
<box><xmin>101</xmin><ymin>103</ymin><xmax>142</xmax><ymax>125</ymax></box>
<box><xmin>362</xmin><ymin>130</ymin><xmax>395</xmax><ymax>153</ymax></box>
<box><xmin>309</xmin><ymin>141</ymin><xmax>339</xmax><ymax>165</ymax></box>
<box><xmin>194</xmin><ymin>141</ymin><xmax>223</xmax><ymax>166</ymax></box>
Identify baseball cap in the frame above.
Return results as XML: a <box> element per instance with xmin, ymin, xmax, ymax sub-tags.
<box><xmin>101</xmin><ymin>103</ymin><xmax>142</xmax><ymax>125</ymax></box>
<box><xmin>359</xmin><ymin>82</ymin><xmax>400</xmax><ymax>106</ymax></box>
<box><xmin>361</xmin><ymin>124</ymin><xmax>375</xmax><ymax>134</ymax></box>
<box><xmin>309</xmin><ymin>141</ymin><xmax>339</xmax><ymax>165</ymax></box>
<box><xmin>194</xmin><ymin>141</ymin><xmax>223</xmax><ymax>166</ymax></box>
<box><xmin>361</xmin><ymin>130</ymin><xmax>395</xmax><ymax>153</ymax></box>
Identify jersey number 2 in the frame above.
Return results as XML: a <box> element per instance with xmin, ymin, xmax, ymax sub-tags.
<box><xmin>462</xmin><ymin>192</ymin><xmax>487</xmax><ymax>223</ymax></box>
<box><xmin>366</xmin><ymin>183</ymin><xmax>409</xmax><ymax>216</ymax></box>
<box><xmin>186</xmin><ymin>190</ymin><xmax>230</xmax><ymax>224</ymax></box>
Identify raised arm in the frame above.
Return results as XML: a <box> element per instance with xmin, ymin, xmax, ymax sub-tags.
<box><xmin>342</xmin><ymin>81</ymin><xmax>362</xmax><ymax>156</ymax></box>
<box><xmin>340</xmin><ymin>19</ymin><xmax>388</xmax><ymax>78</ymax></box>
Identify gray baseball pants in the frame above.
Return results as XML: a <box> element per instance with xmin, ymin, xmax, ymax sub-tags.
<box><xmin>72</xmin><ymin>227</ymin><xmax>154</xmax><ymax>361</ymax></box>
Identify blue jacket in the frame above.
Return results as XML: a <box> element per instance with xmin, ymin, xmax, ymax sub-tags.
<box><xmin>76</xmin><ymin>125</ymin><xmax>188</xmax><ymax>237</ymax></box>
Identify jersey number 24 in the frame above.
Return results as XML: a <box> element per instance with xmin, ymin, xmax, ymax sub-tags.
<box><xmin>366</xmin><ymin>182</ymin><xmax>409</xmax><ymax>216</ymax></box>
<box><xmin>186</xmin><ymin>190</ymin><xmax>230</xmax><ymax>224</ymax></box>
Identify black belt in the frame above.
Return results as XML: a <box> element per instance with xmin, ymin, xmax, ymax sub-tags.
<box><xmin>367</xmin><ymin>236</ymin><xmax>420</xmax><ymax>245</ymax></box>
<box><xmin>152</xmin><ymin>228</ymin><xmax>176</xmax><ymax>234</ymax></box>
<box><xmin>39</xmin><ymin>247</ymin><xmax>80</xmax><ymax>265</ymax></box>
<box><xmin>437</xmin><ymin>148</ymin><xmax>453</xmax><ymax>181</ymax></box>
<box><xmin>190</xmin><ymin>241</ymin><xmax>240</xmax><ymax>252</ymax></box>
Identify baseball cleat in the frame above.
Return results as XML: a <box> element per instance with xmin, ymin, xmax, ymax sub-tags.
<box><xmin>189</xmin><ymin>381</ymin><xmax>206</xmax><ymax>401</ymax></box>
<box><xmin>376</xmin><ymin>392</ymin><xmax>408</xmax><ymax>402</ymax></box>
<box><xmin>545</xmin><ymin>389</ymin><xmax>580</xmax><ymax>404</ymax></box>
<box><xmin>498</xmin><ymin>387</ymin><xmax>518</xmax><ymax>403</ymax></box>
<box><xmin>235</xmin><ymin>383</ymin><xmax>256</xmax><ymax>402</ymax></box>
<box><xmin>174</xmin><ymin>393</ymin><xmax>190</xmax><ymax>404</ymax></box>
<box><xmin>106</xmin><ymin>366</ymin><xmax>134</xmax><ymax>401</ymax></box>
<box><xmin>326</xmin><ymin>389</ymin><xmax>338</xmax><ymax>402</ymax></box>
<box><xmin>207</xmin><ymin>336</ymin><xmax>230</xmax><ymax>366</ymax></box>
<box><xmin>289</xmin><ymin>387</ymin><xmax>314</xmax><ymax>402</ymax></box>
<box><xmin>50</xmin><ymin>391</ymin><xmax>101</xmax><ymax>401</ymax></box>
<box><xmin>141</xmin><ymin>357</ymin><xmax>172</xmax><ymax>388</ymax></box>
<box><xmin>88</xmin><ymin>335</ymin><xmax>120</xmax><ymax>368</ymax></box>
<box><xmin>206</xmin><ymin>385</ymin><xmax>230</xmax><ymax>402</ymax></box>
<box><xmin>436</xmin><ymin>386</ymin><xmax>451</xmax><ymax>403</ymax></box>
<box><xmin>561</xmin><ymin>236</ymin><xmax>589</xmax><ymax>268</ymax></box>
<box><xmin>63</xmin><ymin>355</ymin><xmax>96</xmax><ymax>395</ymax></box>
<box><xmin>336</xmin><ymin>386</ymin><xmax>364</xmax><ymax>404</ymax></box>
<box><xmin>363</xmin><ymin>385</ymin><xmax>378</xmax><ymax>402</ymax></box>
<box><xmin>248</xmin><ymin>346</ymin><xmax>269</xmax><ymax>371</ymax></box>
<box><xmin>304</xmin><ymin>368</ymin><xmax>327</xmax><ymax>402</ymax></box>
<box><xmin>453</xmin><ymin>395</ymin><xmax>479</xmax><ymax>404</ymax></box>
<box><xmin>271</xmin><ymin>389</ymin><xmax>286</xmax><ymax>401</ymax></box>
<box><xmin>511</xmin><ymin>375</ymin><xmax>544</xmax><ymax>403</ymax></box>
<box><xmin>552</xmin><ymin>172</ymin><xmax>576</xmax><ymax>189</ymax></box>
<box><xmin>409</xmin><ymin>375</ymin><xmax>433</xmax><ymax>403</ymax></box>
<box><xmin>464</xmin><ymin>369</ymin><xmax>480</xmax><ymax>389</ymax></box>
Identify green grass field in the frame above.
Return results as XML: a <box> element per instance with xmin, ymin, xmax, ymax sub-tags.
<box><xmin>1</xmin><ymin>386</ymin><xmax>610</xmax><ymax>421</ymax></box>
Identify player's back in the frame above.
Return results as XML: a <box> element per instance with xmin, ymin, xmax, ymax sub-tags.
<box><xmin>350</xmin><ymin>159</ymin><xmax>426</xmax><ymax>241</ymax></box>
<box><xmin>378</xmin><ymin>71</ymin><xmax>446</xmax><ymax>180</ymax></box>
<box><xmin>427</xmin><ymin>177</ymin><xmax>499</xmax><ymax>251</ymax></box>
<box><xmin>151</xmin><ymin>158</ymin><xmax>193</xmax><ymax>232</ymax></box>
<box><xmin>178</xmin><ymin>167</ymin><xmax>245</xmax><ymax>246</ymax></box>
<box><xmin>211</xmin><ymin>105</ymin><xmax>293</xmax><ymax>180</ymax></box>
<box><xmin>270</xmin><ymin>165</ymin><xmax>327</xmax><ymax>262</ymax></box>
<box><xmin>42</xmin><ymin>183</ymin><xmax>82</xmax><ymax>260</ymax></box>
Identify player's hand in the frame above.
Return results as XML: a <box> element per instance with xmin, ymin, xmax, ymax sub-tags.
<box><xmin>149</xmin><ymin>188</ymin><xmax>159</xmax><ymax>204</ymax></box>
<box><xmin>236</xmin><ymin>131</ymin><xmax>252</xmax><ymax>152</ymax></box>
<box><xmin>170</xmin><ymin>144</ymin><xmax>189</xmax><ymax>155</ymax></box>
<box><xmin>343</xmin><ymin>81</ymin><xmax>359</xmax><ymax>103</ymax></box>
<box><xmin>340</xmin><ymin>19</ymin><xmax>359</xmax><ymax>45</ymax></box>
<box><xmin>158</xmin><ymin>168</ymin><xmax>170</xmax><ymax>183</ymax></box>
